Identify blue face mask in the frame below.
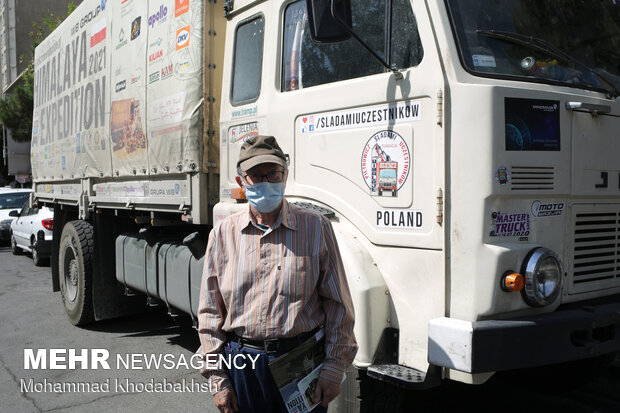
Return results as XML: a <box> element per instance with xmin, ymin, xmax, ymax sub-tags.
<box><xmin>244</xmin><ymin>181</ymin><xmax>285</xmax><ymax>213</ymax></box>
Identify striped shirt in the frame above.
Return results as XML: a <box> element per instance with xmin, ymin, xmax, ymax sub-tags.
<box><xmin>196</xmin><ymin>199</ymin><xmax>357</xmax><ymax>390</ymax></box>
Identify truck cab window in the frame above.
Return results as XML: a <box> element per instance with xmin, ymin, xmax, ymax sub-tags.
<box><xmin>231</xmin><ymin>16</ymin><xmax>265</xmax><ymax>104</ymax></box>
<box><xmin>282</xmin><ymin>0</ymin><xmax>423</xmax><ymax>91</ymax></box>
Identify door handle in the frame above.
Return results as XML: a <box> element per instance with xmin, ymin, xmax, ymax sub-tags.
<box><xmin>566</xmin><ymin>101</ymin><xmax>611</xmax><ymax>116</ymax></box>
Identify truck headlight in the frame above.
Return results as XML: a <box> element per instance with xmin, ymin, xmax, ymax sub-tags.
<box><xmin>521</xmin><ymin>247</ymin><xmax>562</xmax><ymax>307</ymax></box>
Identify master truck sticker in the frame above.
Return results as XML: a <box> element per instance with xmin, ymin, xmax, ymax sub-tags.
<box><xmin>490</xmin><ymin>211</ymin><xmax>530</xmax><ymax>237</ymax></box>
<box><xmin>361</xmin><ymin>130</ymin><xmax>410</xmax><ymax>197</ymax></box>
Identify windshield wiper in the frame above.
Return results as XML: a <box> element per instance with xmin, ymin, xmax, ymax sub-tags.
<box><xmin>476</xmin><ymin>29</ymin><xmax>619</xmax><ymax>99</ymax></box>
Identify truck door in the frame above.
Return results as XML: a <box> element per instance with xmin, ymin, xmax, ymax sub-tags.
<box><xmin>280</xmin><ymin>0</ymin><xmax>445</xmax><ymax>250</ymax></box>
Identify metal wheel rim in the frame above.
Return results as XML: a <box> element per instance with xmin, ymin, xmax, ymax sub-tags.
<box><xmin>63</xmin><ymin>244</ymin><xmax>79</xmax><ymax>302</ymax></box>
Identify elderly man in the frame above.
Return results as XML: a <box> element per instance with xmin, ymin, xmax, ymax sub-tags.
<box><xmin>196</xmin><ymin>135</ymin><xmax>357</xmax><ymax>413</ymax></box>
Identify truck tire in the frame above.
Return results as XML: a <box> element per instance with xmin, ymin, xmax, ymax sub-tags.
<box><xmin>11</xmin><ymin>234</ymin><xmax>22</xmax><ymax>255</ymax></box>
<box><xmin>328</xmin><ymin>367</ymin><xmax>405</xmax><ymax>413</ymax></box>
<box><xmin>58</xmin><ymin>220</ymin><xmax>95</xmax><ymax>326</ymax></box>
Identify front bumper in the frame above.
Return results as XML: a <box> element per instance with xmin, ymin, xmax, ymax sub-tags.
<box><xmin>428</xmin><ymin>298</ymin><xmax>620</xmax><ymax>373</ymax></box>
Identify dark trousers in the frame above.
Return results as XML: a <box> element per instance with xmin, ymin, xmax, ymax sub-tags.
<box><xmin>224</xmin><ymin>340</ymin><xmax>328</xmax><ymax>413</ymax></box>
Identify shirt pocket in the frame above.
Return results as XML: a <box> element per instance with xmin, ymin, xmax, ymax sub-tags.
<box><xmin>279</xmin><ymin>254</ymin><xmax>320</xmax><ymax>300</ymax></box>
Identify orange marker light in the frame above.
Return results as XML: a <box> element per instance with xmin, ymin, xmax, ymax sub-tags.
<box><xmin>231</xmin><ymin>188</ymin><xmax>246</xmax><ymax>200</ymax></box>
<box><xmin>501</xmin><ymin>272</ymin><xmax>524</xmax><ymax>292</ymax></box>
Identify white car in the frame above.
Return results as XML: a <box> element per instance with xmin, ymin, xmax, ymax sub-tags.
<box><xmin>0</xmin><ymin>189</ymin><xmax>32</xmax><ymax>243</ymax></box>
<box><xmin>10</xmin><ymin>203</ymin><xmax>53</xmax><ymax>266</ymax></box>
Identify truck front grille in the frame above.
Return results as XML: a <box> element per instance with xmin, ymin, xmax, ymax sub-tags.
<box><xmin>570</xmin><ymin>205</ymin><xmax>620</xmax><ymax>294</ymax></box>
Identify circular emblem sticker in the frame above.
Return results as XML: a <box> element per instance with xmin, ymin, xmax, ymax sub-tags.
<box><xmin>361</xmin><ymin>130</ymin><xmax>410</xmax><ymax>197</ymax></box>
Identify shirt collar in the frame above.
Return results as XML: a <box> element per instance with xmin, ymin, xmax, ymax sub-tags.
<box><xmin>241</xmin><ymin>199</ymin><xmax>297</xmax><ymax>232</ymax></box>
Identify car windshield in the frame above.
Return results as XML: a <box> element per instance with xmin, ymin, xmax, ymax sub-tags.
<box><xmin>0</xmin><ymin>193</ymin><xmax>31</xmax><ymax>209</ymax></box>
<box><xmin>446</xmin><ymin>0</ymin><xmax>620</xmax><ymax>96</ymax></box>
<box><xmin>380</xmin><ymin>170</ymin><xmax>397</xmax><ymax>178</ymax></box>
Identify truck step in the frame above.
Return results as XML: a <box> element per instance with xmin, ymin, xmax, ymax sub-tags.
<box><xmin>367</xmin><ymin>363</ymin><xmax>441</xmax><ymax>389</ymax></box>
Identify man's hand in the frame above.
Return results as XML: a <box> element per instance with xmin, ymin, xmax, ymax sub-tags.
<box><xmin>313</xmin><ymin>377</ymin><xmax>342</xmax><ymax>407</ymax></box>
<box><xmin>214</xmin><ymin>387</ymin><xmax>239</xmax><ymax>413</ymax></box>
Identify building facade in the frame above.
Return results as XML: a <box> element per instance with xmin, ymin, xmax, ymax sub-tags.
<box><xmin>0</xmin><ymin>0</ymin><xmax>81</xmax><ymax>95</ymax></box>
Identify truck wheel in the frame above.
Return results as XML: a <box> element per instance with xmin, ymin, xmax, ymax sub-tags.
<box><xmin>328</xmin><ymin>367</ymin><xmax>405</xmax><ymax>413</ymax></box>
<box><xmin>378</xmin><ymin>189</ymin><xmax>383</xmax><ymax>196</ymax></box>
<box><xmin>11</xmin><ymin>234</ymin><xmax>22</xmax><ymax>255</ymax></box>
<box><xmin>58</xmin><ymin>220</ymin><xmax>95</xmax><ymax>326</ymax></box>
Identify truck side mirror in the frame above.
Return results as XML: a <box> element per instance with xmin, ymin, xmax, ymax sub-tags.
<box><xmin>9</xmin><ymin>210</ymin><xmax>19</xmax><ymax>217</ymax></box>
<box><xmin>306</xmin><ymin>0</ymin><xmax>352</xmax><ymax>43</ymax></box>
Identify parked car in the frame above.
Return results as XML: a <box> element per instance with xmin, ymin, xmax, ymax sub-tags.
<box><xmin>0</xmin><ymin>189</ymin><xmax>32</xmax><ymax>243</ymax></box>
<box><xmin>10</xmin><ymin>203</ymin><xmax>53</xmax><ymax>266</ymax></box>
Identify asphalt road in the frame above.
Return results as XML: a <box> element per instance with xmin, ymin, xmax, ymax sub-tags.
<box><xmin>0</xmin><ymin>245</ymin><xmax>220</xmax><ymax>413</ymax></box>
<box><xmin>1</xmin><ymin>245</ymin><xmax>619</xmax><ymax>413</ymax></box>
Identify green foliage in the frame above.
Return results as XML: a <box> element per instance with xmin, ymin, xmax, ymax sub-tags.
<box><xmin>0</xmin><ymin>69</ymin><xmax>34</xmax><ymax>142</ymax></box>
<box><xmin>0</xmin><ymin>2</ymin><xmax>77</xmax><ymax>142</ymax></box>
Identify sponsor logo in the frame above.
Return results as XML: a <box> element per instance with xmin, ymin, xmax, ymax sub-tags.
<box><xmin>79</xmin><ymin>3</ymin><xmax>104</xmax><ymax>29</ymax></box>
<box><xmin>161</xmin><ymin>64</ymin><xmax>173</xmax><ymax>80</ymax></box>
<box><xmin>101</xmin><ymin>0</ymin><xmax>107</xmax><ymax>11</ymax></box>
<box><xmin>149</xmin><ymin>37</ymin><xmax>163</xmax><ymax>47</ymax></box>
<box><xmin>495</xmin><ymin>166</ymin><xmax>510</xmax><ymax>185</ymax></box>
<box><xmin>361</xmin><ymin>130</ymin><xmax>410</xmax><ymax>197</ymax></box>
<box><xmin>131</xmin><ymin>17</ymin><xmax>141</xmax><ymax>40</ymax></box>
<box><xmin>131</xmin><ymin>16</ymin><xmax>142</xmax><ymax>40</ymax></box>
<box><xmin>90</xmin><ymin>19</ymin><xmax>106</xmax><ymax>47</ymax></box>
<box><xmin>472</xmin><ymin>54</ymin><xmax>496</xmax><ymax>68</ymax></box>
<box><xmin>174</xmin><ymin>61</ymin><xmax>190</xmax><ymax>74</ymax></box>
<box><xmin>149</xmin><ymin>5</ymin><xmax>168</xmax><ymax>28</ymax></box>
<box><xmin>490</xmin><ymin>212</ymin><xmax>530</xmax><ymax>237</ymax></box>
<box><xmin>149</xmin><ymin>50</ymin><xmax>163</xmax><ymax>63</ymax></box>
<box><xmin>149</xmin><ymin>71</ymin><xmax>160</xmax><ymax>84</ymax></box>
<box><xmin>531</xmin><ymin>200</ymin><xmax>564</xmax><ymax>217</ymax></box>
<box><xmin>175</xmin><ymin>0</ymin><xmax>189</xmax><ymax>17</ymax></box>
<box><xmin>176</xmin><ymin>26</ymin><xmax>190</xmax><ymax>50</ymax></box>
<box><xmin>130</xmin><ymin>73</ymin><xmax>141</xmax><ymax>84</ymax></box>
<box><xmin>120</xmin><ymin>0</ymin><xmax>133</xmax><ymax>16</ymax></box>
<box><xmin>115</xmin><ymin>80</ymin><xmax>126</xmax><ymax>92</ymax></box>
<box><xmin>532</xmin><ymin>104</ymin><xmax>558</xmax><ymax>112</ymax></box>
<box><xmin>229</xmin><ymin>122</ymin><xmax>259</xmax><ymax>144</ymax></box>
<box><xmin>116</xmin><ymin>28</ymin><xmax>127</xmax><ymax>50</ymax></box>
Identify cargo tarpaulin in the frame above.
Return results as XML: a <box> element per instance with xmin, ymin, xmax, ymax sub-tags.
<box><xmin>31</xmin><ymin>0</ymin><xmax>203</xmax><ymax>181</ymax></box>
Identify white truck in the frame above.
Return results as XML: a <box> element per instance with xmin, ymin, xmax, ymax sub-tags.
<box><xmin>32</xmin><ymin>0</ymin><xmax>620</xmax><ymax>410</ymax></box>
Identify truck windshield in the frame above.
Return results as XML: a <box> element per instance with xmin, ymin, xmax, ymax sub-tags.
<box><xmin>446</xmin><ymin>0</ymin><xmax>620</xmax><ymax>96</ymax></box>
<box><xmin>380</xmin><ymin>170</ymin><xmax>396</xmax><ymax>178</ymax></box>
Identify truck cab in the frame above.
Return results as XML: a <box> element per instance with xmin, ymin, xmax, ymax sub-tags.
<box><xmin>215</xmin><ymin>0</ymin><xmax>620</xmax><ymax>408</ymax></box>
